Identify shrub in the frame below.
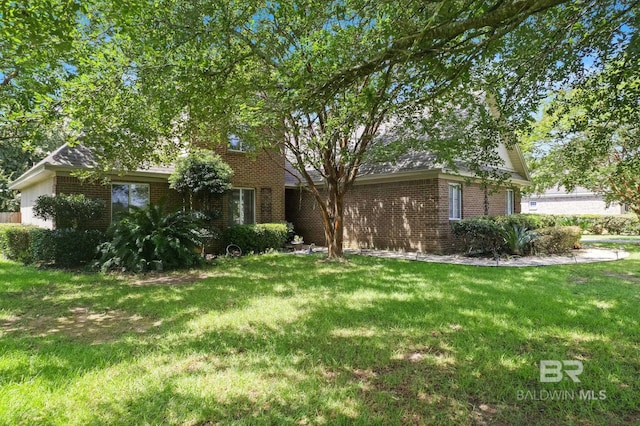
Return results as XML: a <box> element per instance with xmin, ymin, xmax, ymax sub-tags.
<box><xmin>0</xmin><ymin>224</ymin><xmax>37</xmax><ymax>263</ymax></box>
<box><xmin>451</xmin><ymin>218</ymin><xmax>505</xmax><ymax>255</ymax></box>
<box><xmin>33</xmin><ymin>194</ymin><xmax>105</xmax><ymax>229</ymax></box>
<box><xmin>30</xmin><ymin>228</ymin><xmax>105</xmax><ymax>267</ymax></box>
<box><xmin>494</xmin><ymin>214</ymin><xmax>552</xmax><ymax>230</ymax></box>
<box><xmin>97</xmin><ymin>203</ymin><xmax>205</xmax><ymax>272</ymax></box>
<box><xmin>224</xmin><ymin>223</ymin><xmax>289</xmax><ymax>254</ymax></box>
<box><xmin>602</xmin><ymin>215</ymin><xmax>639</xmax><ymax>235</ymax></box>
<box><xmin>556</xmin><ymin>215</ymin><xmax>591</xmax><ymax>231</ymax></box>
<box><xmin>534</xmin><ymin>226</ymin><xmax>582</xmax><ymax>254</ymax></box>
<box><xmin>501</xmin><ymin>224</ymin><xmax>538</xmax><ymax>255</ymax></box>
<box><xmin>169</xmin><ymin>149</ymin><xmax>233</xmax><ymax>213</ymax></box>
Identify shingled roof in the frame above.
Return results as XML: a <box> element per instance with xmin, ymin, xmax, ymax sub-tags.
<box><xmin>9</xmin><ymin>144</ymin><xmax>175</xmax><ymax>190</ymax></box>
<box><xmin>285</xmin><ymin>147</ymin><xmax>529</xmax><ymax>187</ymax></box>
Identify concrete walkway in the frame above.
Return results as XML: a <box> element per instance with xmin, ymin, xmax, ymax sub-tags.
<box><xmin>299</xmin><ymin>246</ymin><xmax>630</xmax><ymax>267</ymax></box>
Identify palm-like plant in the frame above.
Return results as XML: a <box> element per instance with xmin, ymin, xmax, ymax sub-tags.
<box><xmin>98</xmin><ymin>202</ymin><xmax>205</xmax><ymax>272</ymax></box>
<box><xmin>501</xmin><ymin>224</ymin><xmax>538</xmax><ymax>256</ymax></box>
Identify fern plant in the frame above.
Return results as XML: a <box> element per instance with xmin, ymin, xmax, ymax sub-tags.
<box><xmin>97</xmin><ymin>202</ymin><xmax>205</xmax><ymax>272</ymax></box>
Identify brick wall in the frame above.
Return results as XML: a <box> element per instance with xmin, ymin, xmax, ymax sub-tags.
<box><xmin>214</xmin><ymin>145</ymin><xmax>286</xmax><ymax>225</ymax></box>
<box><xmin>285</xmin><ymin>187</ymin><xmax>326</xmax><ymax>244</ymax></box>
<box><xmin>286</xmin><ymin>177</ymin><xmax>522</xmax><ymax>254</ymax></box>
<box><xmin>51</xmin><ymin>144</ymin><xmax>286</xmax><ymax>232</ymax></box>
<box><xmin>54</xmin><ymin>175</ymin><xmax>182</xmax><ymax>231</ymax></box>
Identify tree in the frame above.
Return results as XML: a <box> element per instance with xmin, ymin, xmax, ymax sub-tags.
<box><xmin>0</xmin><ymin>128</ymin><xmax>64</xmax><ymax>211</ymax></box>
<box><xmin>1</xmin><ymin>1</ymin><xmax>87</xmax><ymax>209</ymax></box>
<box><xmin>169</xmin><ymin>149</ymin><xmax>233</xmax><ymax>215</ymax></box>
<box><xmin>17</xmin><ymin>0</ymin><xmax>640</xmax><ymax>257</ymax></box>
<box><xmin>526</xmin><ymin>54</ymin><xmax>640</xmax><ymax>216</ymax></box>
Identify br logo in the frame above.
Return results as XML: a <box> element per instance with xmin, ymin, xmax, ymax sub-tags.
<box><xmin>540</xmin><ymin>360</ymin><xmax>583</xmax><ymax>383</ymax></box>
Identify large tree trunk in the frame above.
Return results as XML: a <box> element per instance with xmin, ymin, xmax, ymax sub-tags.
<box><xmin>319</xmin><ymin>181</ymin><xmax>345</xmax><ymax>259</ymax></box>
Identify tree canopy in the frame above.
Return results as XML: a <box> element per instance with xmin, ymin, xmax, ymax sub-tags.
<box><xmin>525</xmin><ymin>52</ymin><xmax>640</xmax><ymax>216</ymax></box>
<box><xmin>1</xmin><ymin>0</ymin><xmax>86</xmax><ymax>210</ymax></box>
<box><xmin>3</xmin><ymin>0</ymin><xmax>639</xmax><ymax>255</ymax></box>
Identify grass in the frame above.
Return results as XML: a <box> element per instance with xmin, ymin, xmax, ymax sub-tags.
<box><xmin>1</xmin><ymin>245</ymin><xmax>639</xmax><ymax>425</ymax></box>
<box><xmin>581</xmin><ymin>235</ymin><xmax>640</xmax><ymax>241</ymax></box>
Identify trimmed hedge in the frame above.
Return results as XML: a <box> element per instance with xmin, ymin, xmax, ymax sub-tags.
<box><xmin>224</xmin><ymin>223</ymin><xmax>289</xmax><ymax>254</ymax></box>
<box><xmin>523</xmin><ymin>214</ymin><xmax>640</xmax><ymax>235</ymax></box>
<box><xmin>492</xmin><ymin>213</ymin><xmax>558</xmax><ymax>230</ymax></box>
<box><xmin>31</xmin><ymin>228</ymin><xmax>105</xmax><ymax>267</ymax></box>
<box><xmin>534</xmin><ymin>226</ymin><xmax>582</xmax><ymax>254</ymax></box>
<box><xmin>451</xmin><ymin>218</ymin><xmax>505</xmax><ymax>255</ymax></box>
<box><xmin>0</xmin><ymin>225</ymin><xmax>103</xmax><ymax>266</ymax></box>
<box><xmin>33</xmin><ymin>194</ymin><xmax>105</xmax><ymax>230</ymax></box>
<box><xmin>0</xmin><ymin>224</ymin><xmax>37</xmax><ymax>263</ymax></box>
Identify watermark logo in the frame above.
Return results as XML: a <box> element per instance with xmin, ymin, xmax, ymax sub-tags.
<box><xmin>515</xmin><ymin>359</ymin><xmax>606</xmax><ymax>401</ymax></box>
<box><xmin>540</xmin><ymin>360</ymin><xmax>583</xmax><ymax>383</ymax></box>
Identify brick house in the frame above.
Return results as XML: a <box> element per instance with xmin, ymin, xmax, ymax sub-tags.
<box><xmin>9</xmin><ymin>143</ymin><xmax>285</xmax><ymax>231</ymax></box>
<box><xmin>285</xmin><ymin>143</ymin><xmax>530</xmax><ymax>254</ymax></box>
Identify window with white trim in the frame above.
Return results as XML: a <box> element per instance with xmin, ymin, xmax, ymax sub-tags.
<box><xmin>448</xmin><ymin>183</ymin><xmax>462</xmax><ymax>220</ymax></box>
<box><xmin>229</xmin><ymin>188</ymin><xmax>255</xmax><ymax>225</ymax></box>
<box><xmin>228</xmin><ymin>134</ymin><xmax>251</xmax><ymax>152</ymax></box>
<box><xmin>506</xmin><ymin>189</ymin><xmax>515</xmax><ymax>215</ymax></box>
<box><xmin>111</xmin><ymin>183</ymin><xmax>150</xmax><ymax>222</ymax></box>
<box><xmin>529</xmin><ymin>200</ymin><xmax>538</xmax><ymax>210</ymax></box>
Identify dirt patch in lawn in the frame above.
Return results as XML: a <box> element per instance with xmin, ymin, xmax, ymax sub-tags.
<box><xmin>127</xmin><ymin>270</ymin><xmax>211</xmax><ymax>286</ymax></box>
<box><xmin>0</xmin><ymin>306</ymin><xmax>162</xmax><ymax>343</ymax></box>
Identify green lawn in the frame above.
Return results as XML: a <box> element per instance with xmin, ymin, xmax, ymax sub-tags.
<box><xmin>1</xmin><ymin>245</ymin><xmax>639</xmax><ymax>425</ymax></box>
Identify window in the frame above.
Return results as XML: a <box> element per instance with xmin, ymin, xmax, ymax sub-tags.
<box><xmin>111</xmin><ymin>183</ymin><xmax>150</xmax><ymax>222</ymax></box>
<box><xmin>229</xmin><ymin>188</ymin><xmax>255</xmax><ymax>225</ymax></box>
<box><xmin>529</xmin><ymin>200</ymin><xmax>538</xmax><ymax>210</ymax></box>
<box><xmin>448</xmin><ymin>183</ymin><xmax>462</xmax><ymax>220</ymax></box>
<box><xmin>228</xmin><ymin>134</ymin><xmax>250</xmax><ymax>152</ymax></box>
<box><xmin>506</xmin><ymin>189</ymin><xmax>515</xmax><ymax>215</ymax></box>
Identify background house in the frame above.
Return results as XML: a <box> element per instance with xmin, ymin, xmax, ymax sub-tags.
<box><xmin>521</xmin><ymin>187</ymin><xmax>628</xmax><ymax>215</ymax></box>
<box><xmin>286</xmin><ymin>143</ymin><xmax>529</xmax><ymax>254</ymax></box>
<box><xmin>9</xmin><ymin>143</ymin><xmax>285</xmax><ymax>230</ymax></box>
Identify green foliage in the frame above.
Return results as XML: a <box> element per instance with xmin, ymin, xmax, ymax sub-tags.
<box><xmin>51</xmin><ymin>0</ymin><xmax>635</xmax><ymax>258</ymax></box>
<box><xmin>97</xmin><ymin>203</ymin><xmax>205</xmax><ymax>272</ymax></box>
<box><xmin>556</xmin><ymin>215</ymin><xmax>592</xmax><ymax>231</ymax></box>
<box><xmin>491</xmin><ymin>213</ymin><xmax>557</xmax><ymax>230</ymax></box>
<box><xmin>169</xmin><ymin>149</ymin><xmax>233</xmax><ymax>210</ymax></box>
<box><xmin>285</xmin><ymin>221</ymin><xmax>296</xmax><ymax>242</ymax></box>
<box><xmin>501</xmin><ymin>225</ymin><xmax>538</xmax><ymax>256</ymax></box>
<box><xmin>501</xmin><ymin>214</ymin><xmax>640</xmax><ymax>236</ymax></box>
<box><xmin>534</xmin><ymin>226</ymin><xmax>582</xmax><ymax>254</ymax></box>
<box><xmin>0</xmin><ymin>224</ymin><xmax>37</xmax><ymax>263</ymax></box>
<box><xmin>224</xmin><ymin>223</ymin><xmax>289</xmax><ymax>254</ymax></box>
<box><xmin>1</xmin><ymin>0</ymin><xmax>85</xmax><ymax>179</ymax></box>
<box><xmin>526</xmin><ymin>56</ymin><xmax>640</xmax><ymax>216</ymax></box>
<box><xmin>0</xmin><ymin>224</ymin><xmax>104</xmax><ymax>267</ymax></box>
<box><xmin>602</xmin><ymin>215</ymin><xmax>640</xmax><ymax>235</ymax></box>
<box><xmin>33</xmin><ymin>194</ymin><xmax>105</xmax><ymax>229</ymax></box>
<box><xmin>452</xmin><ymin>213</ymin><xmax>554</xmax><ymax>255</ymax></box>
<box><xmin>0</xmin><ymin>134</ymin><xmax>61</xmax><ymax>211</ymax></box>
<box><xmin>30</xmin><ymin>228</ymin><xmax>105</xmax><ymax>267</ymax></box>
<box><xmin>451</xmin><ymin>218</ymin><xmax>505</xmax><ymax>255</ymax></box>
<box><xmin>3</xmin><ymin>252</ymin><xmax>640</xmax><ymax>424</ymax></box>
<box><xmin>6</xmin><ymin>0</ymin><xmax>637</xmax><ymax>257</ymax></box>
<box><xmin>452</xmin><ymin>214</ymin><xmax>582</xmax><ymax>255</ymax></box>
